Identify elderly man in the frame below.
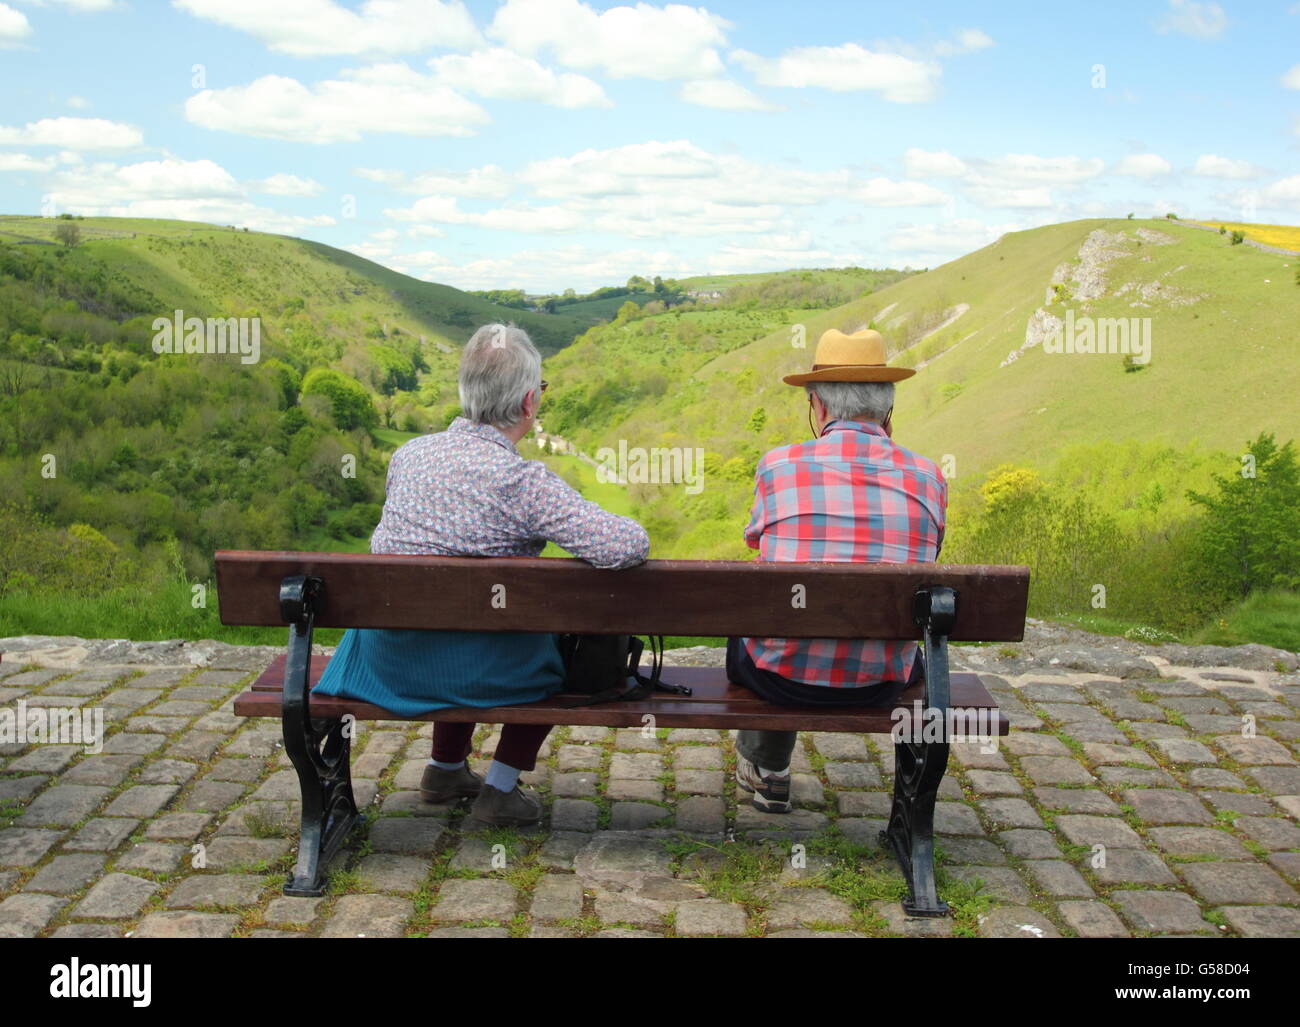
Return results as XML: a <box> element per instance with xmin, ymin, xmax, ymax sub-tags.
<box><xmin>314</xmin><ymin>323</ymin><xmax>648</xmax><ymax>828</ymax></box>
<box><xmin>727</xmin><ymin>327</ymin><xmax>947</xmax><ymax>813</ymax></box>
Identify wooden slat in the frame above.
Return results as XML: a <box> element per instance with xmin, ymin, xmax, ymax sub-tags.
<box><xmin>232</xmin><ymin>688</ymin><xmax>1007</xmax><ymax>734</ymax></box>
<box><xmin>233</xmin><ymin>655</ymin><xmax>1007</xmax><ymax>734</ymax></box>
<box><xmin>215</xmin><ymin>551</ymin><xmax>1029</xmax><ymax>641</ymax></box>
<box><xmin>246</xmin><ymin>654</ymin><xmax>993</xmax><ymax>707</ymax></box>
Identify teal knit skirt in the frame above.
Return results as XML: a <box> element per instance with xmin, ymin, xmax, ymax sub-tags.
<box><xmin>312</xmin><ymin>628</ymin><xmax>566</xmax><ymax>716</ymax></box>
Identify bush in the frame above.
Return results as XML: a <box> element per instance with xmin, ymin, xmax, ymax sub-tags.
<box><xmin>300</xmin><ymin>367</ymin><xmax>377</xmax><ymax>430</ymax></box>
<box><xmin>1186</xmin><ymin>433</ymin><xmax>1300</xmax><ymax>602</ymax></box>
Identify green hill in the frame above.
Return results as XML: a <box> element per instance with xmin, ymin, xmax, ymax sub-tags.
<box><xmin>0</xmin><ymin>215</ymin><xmax>589</xmax><ymax>355</ymax></box>
<box><xmin>541</xmin><ymin>217</ymin><xmax>1300</xmax><ymax>641</ymax></box>
<box><xmin>593</xmin><ymin>218</ymin><xmax>1298</xmax><ymax>480</ymax></box>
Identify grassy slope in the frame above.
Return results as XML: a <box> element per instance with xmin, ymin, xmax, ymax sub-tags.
<box><xmin>0</xmin><ymin>215</ymin><xmax>589</xmax><ymax>354</ymax></box>
<box><xmin>606</xmin><ymin>218</ymin><xmax>1298</xmax><ymax>485</ymax></box>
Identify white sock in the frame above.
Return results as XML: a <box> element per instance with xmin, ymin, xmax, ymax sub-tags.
<box><xmin>429</xmin><ymin>759</ymin><xmax>465</xmax><ymax>771</ymax></box>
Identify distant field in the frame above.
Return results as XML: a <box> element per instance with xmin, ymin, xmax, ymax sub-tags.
<box><xmin>555</xmin><ymin>293</ymin><xmax>658</xmax><ymax>320</ymax></box>
<box><xmin>1193</xmin><ymin>220</ymin><xmax>1300</xmax><ymax>252</ymax></box>
<box><xmin>679</xmin><ymin>267</ymin><xmax>910</xmax><ymax>292</ymax></box>
<box><xmin>373</xmin><ymin>427</ymin><xmax>420</xmax><ymax>450</ymax></box>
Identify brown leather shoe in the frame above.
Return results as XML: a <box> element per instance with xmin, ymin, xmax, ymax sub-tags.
<box><xmin>419</xmin><ymin>763</ymin><xmax>483</xmax><ymax>804</ymax></box>
<box><xmin>465</xmin><ymin>783</ymin><xmax>542</xmax><ymax>828</ymax></box>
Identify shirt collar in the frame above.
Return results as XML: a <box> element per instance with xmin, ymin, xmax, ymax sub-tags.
<box><xmin>448</xmin><ymin>416</ymin><xmax>518</xmax><ymax>453</ymax></box>
<box><xmin>821</xmin><ymin>417</ymin><xmax>889</xmax><ymax>440</ymax></box>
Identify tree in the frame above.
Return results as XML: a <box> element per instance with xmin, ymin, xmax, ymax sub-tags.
<box><xmin>300</xmin><ymin>367</ymin><xmax>377</xmax><ymax>430</ymax></box>
<box><xmin>1187</xmin><ymin>433</ymin><xmax>1300</xmax><ymax>599</ymax></box>
<box><xmin>54</xmin><ymin>222</ymin><xmax>81</xmax><ymax>248</ymax></box>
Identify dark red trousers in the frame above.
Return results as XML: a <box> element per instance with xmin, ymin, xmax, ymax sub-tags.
<box><xmin>431</xmin><ymin>722</ymin><xmax>552</xmax><ymax>771</ymax></box>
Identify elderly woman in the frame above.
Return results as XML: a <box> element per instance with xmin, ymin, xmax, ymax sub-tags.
<box><xmin>314</xmin><ymin>323</ymin><xmax>649</xmax><ymax>827</ymax></box>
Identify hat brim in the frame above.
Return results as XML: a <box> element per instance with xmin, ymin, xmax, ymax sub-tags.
<box><xmin>783</xmin><ymin>366</ymin><xmax>916</xmax><ymax>385</ymax></box>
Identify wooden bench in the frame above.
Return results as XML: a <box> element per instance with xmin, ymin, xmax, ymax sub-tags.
<box><xmin>217</xmin><ymin>551</ymin><xmax>1029</xmax><ymax>916</ymax></box>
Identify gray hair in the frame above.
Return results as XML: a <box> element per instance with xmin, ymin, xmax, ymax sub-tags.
<box><xmin>807</xmin><ymin>381</ymin><xmax>894</xmax><ymax>423</ymax></box>
<box><xmin>458</xmin><ymin>323</ymin><xmax>542</xmax><ymax>429</ymax></box>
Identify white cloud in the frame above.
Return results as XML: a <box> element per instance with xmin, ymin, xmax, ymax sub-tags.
<box><xmin>933</xmin><ymin>28</ymin><xmax>993</xmax><ymax>57</ymax></box>
<box><xmin>427</xmin><ymin>48</ymin><xmax>611</xmax><ymax>108</ymax></box>
<box><xmin>857</xmin><ymin>178</ymin><xmax>950</xmax><ymax>207</ymax></box>
<box><xmin>185</xmin><ymin>65</ymin><xmax>489</xmax><ymax>143</ymax></box>
<box><xmin>356</xmin><ymin>164</ymin><xmax>514</xmax><ymax>198</ymax></box>
<box><xmin>354</xmin><ymin>240</ymin><xmax>701</xmax><ymax>292</ymax></box>
<box><xmin>0</xmin><ymin>116</ymin><xmax>141</xmax><ymax>148</ymax></box>
<box><xmin>1282</xmin><ymin>64</ymin><xmax>1300</xmax><ymax>89</ymax></box>
<box><xmin>378</xmin><ymin>140</ymin><xmax>950</xmax><ymax>243</ymax></box>
<box><xmin>172</xmin><ymin>0</ymin><xmax>481</xmax><ymax>57</ymax></box>
<box><xmin>679</xmin><ymin>78</ymin><xmax>777</xmax><ymax>111</ymax></box>
<box><xmin>0</xmin><ymin>151</ymin><xmax>57</xmax><ymax>172</ymax></box>
<box><xmin>731</xmin><ymin>44</ymin><xmax>940</xmax><ymax>102</ymax></box>
<box><xmin>47</xmin><ymin>156</ymin><xmax>337</xmax><ymax>232</ymax></box>
<box><xmin>1258</xmin><ymin>175</ymin><xmax>1300</xmax><ymax>210</ymax></box>
<box><xmin>1113</xmin><ymin>153</ymin><xmax>1172</xmax><ymax>178</ymax></box>
<box><xmin>952</xmin><ymin>153</ymin><xmax>1103</xmax><ymax>209</ymax></box>
<box><xmin>962</xmin><ymin>184</ymin><xmax>1055</xmax><ymax>209</ymax></box>
<box><xmin>705</xmin><ymin>231</ymin><xmax>843</xmax><ymax>273</ymax></box>
<box><xmin>1156</xmin><ymin>0</ymin><xmax>1226</xmax><ymax>39</ymax></box>
<box><xmin>976</xmin><ymin>154</ymin><xmax>1105</xmax><ymax>185</ymax></box>
<box><xmin>903</xmin><ymin>148</ymin><xmax>968</xmax><ymax>178</ymax></box>
<box><xmin>885</xmin><ymin>217</ymin><xmax>1018</xmax><ymax>265</ymax></box>
<box><xmin>250</xmin><ymin>172</ymin><xmax>326</xmax><ymax>197</ymax></box>
<box><xmin>1191</xmin><ymin>153</ymin><xmax>1265</xmax><ymax>179</ymax></box>
<box><xmin>67</xmin><ymin>95</ymin><xmax>89</xmax><ymax>109</ymax></box>
<box><xmin>489</xmin><ymin>0</ymin><xmax>729</xmax><ymax>80</ymax></box>
<box><xmin>0</xmin><ymin>3</ymin><xmax>31</xmax><ymax>45</ymax></box>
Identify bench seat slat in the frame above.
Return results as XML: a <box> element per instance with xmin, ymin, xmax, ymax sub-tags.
<box><xmin>233</xmin><ymin>656</ymin><xmax>1007</xmax><ymax>734</ymax></box>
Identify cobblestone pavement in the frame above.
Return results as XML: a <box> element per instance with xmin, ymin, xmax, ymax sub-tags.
<box><xmin>1</xmin><ymin>638</ymin><xmax>1298</xmax><ymax>938</ymax></box>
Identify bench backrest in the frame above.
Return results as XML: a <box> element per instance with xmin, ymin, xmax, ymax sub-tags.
<box><xmin>215</xmin><ymin>552</ymin><xmax>1029</xmax><ymax>642</ymax></box>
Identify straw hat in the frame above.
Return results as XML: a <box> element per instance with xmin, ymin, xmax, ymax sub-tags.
<box><xmin>782</xmin><ymin>328</ymin><xmax>915</xmax><ymax>385</ymax></box>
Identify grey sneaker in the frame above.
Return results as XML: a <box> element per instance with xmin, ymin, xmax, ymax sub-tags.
<box><xmin>466</xmin><ymin>783</ymin><xmax>542</xmax><ymax>828</ymax></box>
<box><xmin>420</xmin><ymin>763</ymin><xmax>483</xmax><ymax>804</ymax></box>
<box><xmin>736</xmin><ymin>756</ymin><xmax>792</xmax><ymax>814</ymax></box>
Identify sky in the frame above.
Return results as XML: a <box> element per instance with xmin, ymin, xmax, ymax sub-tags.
<box><xmin>0</xmin><ymin>0</ymin><xmax>1297</xmax><ymax>292</ymax></box>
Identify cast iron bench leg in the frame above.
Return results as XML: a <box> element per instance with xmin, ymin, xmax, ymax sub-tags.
<box><xmin>881</xmin><ymin>586</ymin><xmax>957</xmax><ymax>917</ymax></box>
<box><xmin>279</xmin><ymin>575</ymin><xmax>358</xmax><ymax>898</ymax></box>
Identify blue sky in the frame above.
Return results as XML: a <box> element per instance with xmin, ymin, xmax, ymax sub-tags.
<box><xmin>1</xmin><ymin>0</ymin><xmax>1297</xmax><ymax>291</ymax></box>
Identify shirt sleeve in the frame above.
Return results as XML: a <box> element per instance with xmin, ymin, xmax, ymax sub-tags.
<box><xmin>519</xmin><ymin>462</ymin><xmax>649</xmax><ymax>570</ymax></box>
<box><xmin>743</xmin><ymin>462</ymin><xmax>769</xmax><ymax>550</ymax></box>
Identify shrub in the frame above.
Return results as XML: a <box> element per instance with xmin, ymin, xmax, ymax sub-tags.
<box><xmin>1186</xmin><ymin>433</ymin><xmax>1300</xmax><ymax>601</ymax></box>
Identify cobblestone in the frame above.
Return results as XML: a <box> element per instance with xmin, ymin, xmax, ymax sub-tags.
<box><xmin>3</xmin><ymin>642</ymin><xmax>1298</xmax><ymax>938</ymax></box>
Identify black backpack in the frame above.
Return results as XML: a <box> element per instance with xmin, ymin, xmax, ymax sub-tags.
<box><xmin>556</xmin><ymin>634</ymin><xmax>692</xmax><ymax>707</ymax></box>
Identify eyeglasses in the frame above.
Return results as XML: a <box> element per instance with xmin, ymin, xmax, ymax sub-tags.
<box><xmin>540</xmin><ymin>380</ymin><xmax>549</xmax><ymax>393</ymax></box>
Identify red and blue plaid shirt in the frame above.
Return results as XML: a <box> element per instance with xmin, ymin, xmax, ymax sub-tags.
<box><xmin>742</xmin><ymin>419</ymin><xmax>948</xmax><ymax>687</ymax></box>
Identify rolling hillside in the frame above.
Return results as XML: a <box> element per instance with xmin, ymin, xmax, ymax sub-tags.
<box><xmin>0</xmin><ymin>215</ymin><xmax>590</xmax><ymax>355</ymax></box>
<box><xmin>539</xmin><ymin>217</ymin><xmax>1299</xmax><ymax>640</ymax></box>
<box><xmin>608</xmin><ymin>217</ymin><xmax>1298</xmax><ymax>482</ymax></box>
